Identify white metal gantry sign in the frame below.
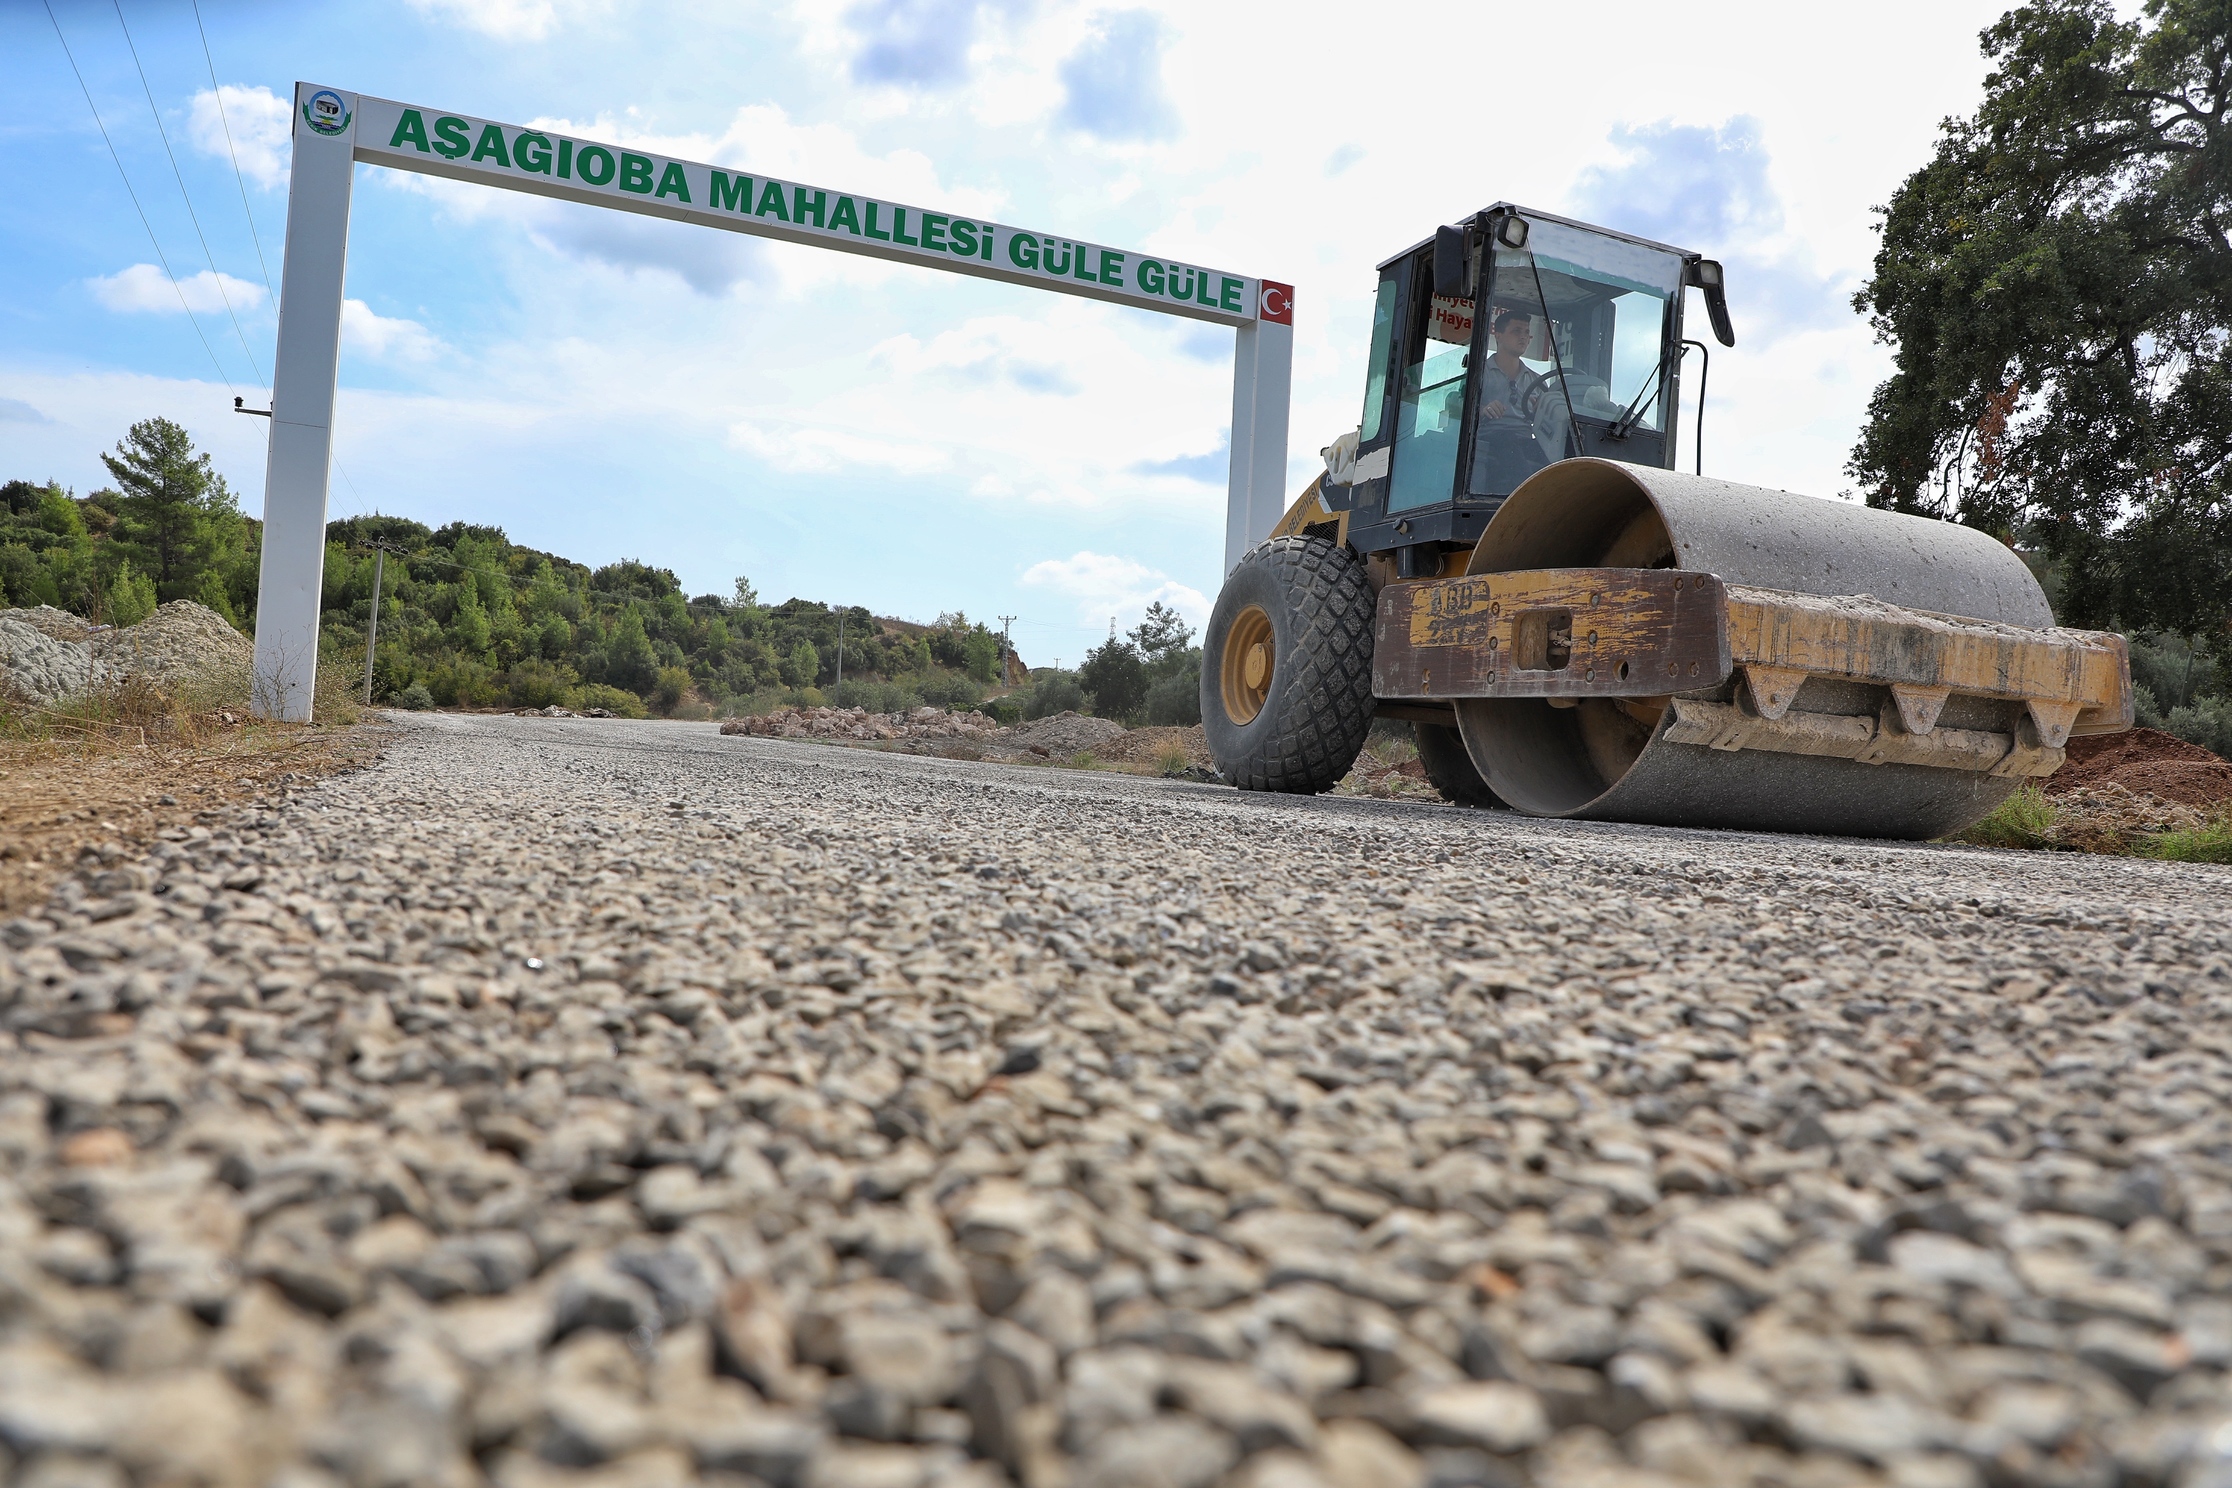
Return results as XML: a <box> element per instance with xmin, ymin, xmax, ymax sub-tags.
<box><xmin>252</xmin><ymin>82</ymin><xmax>1295</xmax><ymax>720</ymax></box>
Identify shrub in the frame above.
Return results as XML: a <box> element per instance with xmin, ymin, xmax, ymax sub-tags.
<box><xmin>1143</xmin><ymin>668</ymin><xmax>1201</xmax><ymax>726</ymax></box>
<box><xmin>396</xmin><ymin>681</ymin><xmax>435</xmax><ymax>711</ymax></box>
<box><xmin>651</xmin><ymin>665</ymin><xmax>691</xmax><ymax>713</ymax></box>
<box><xmin>504</xmin><ymin>658</ymin><xmax>579</xmax><ymax>709</ymax></box>
<box><xmin>1023</xmin><ymin>673</ymin><xmax>1085</xmax><ymax>719</ymax></box>
<box><xmin>835</xmin><ymin>677</ymin><xmax>922</xmax><ymax>714</ymax></box>
<box><xmin>2163</xmin><ymin>695</ymin><xmax>2232</xmax><ymax>760</ymax></box>
<box><xmin>916</xmin><ymin>670</ymin><xmax>983</xmax><ymax>710</ymax></box>
<box><xmin>578</xmin><ymin>683</ymin><xmax>648</xmax><ymax>718</ymax></box>
<box><xmin>980</xmin><ymin>694</ymin><xmax>1024</xmax><ymax>726</ymax></box>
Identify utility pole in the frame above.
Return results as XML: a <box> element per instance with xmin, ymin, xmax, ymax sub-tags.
<box><xmin>997</xmin><ymin>615</ymin><xmax>1015</xmax><ymax>686</ymax></box>
<box><xmin>362</xmin><ymin>544</ymin><xmax>387</xmax><ymax>705</ymax></box>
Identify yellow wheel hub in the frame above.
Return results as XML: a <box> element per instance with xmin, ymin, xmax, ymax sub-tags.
<box><xmin>1221</xmin><ymin>605</ymin><xmax>1275</xmax><ymax>724</ymax></box>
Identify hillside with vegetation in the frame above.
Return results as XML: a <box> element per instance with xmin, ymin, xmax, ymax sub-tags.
<box><xmin>4</xmin><ymin>416</ymin><xmax>1207</xmax><ymax>726</ymax></box>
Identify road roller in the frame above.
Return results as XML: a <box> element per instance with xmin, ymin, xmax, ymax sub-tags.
<box><xmin>1201</xmin><ymin>204</ymin><xmax>2132</xmax><ymax>838</ymax></box>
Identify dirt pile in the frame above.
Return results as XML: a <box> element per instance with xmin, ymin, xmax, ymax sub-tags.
<box><xmin>719</xmin><ymin>705</ymin><xmax>1002</xmax><ymax>742</ymax></box>
<box><xmin>2048</xmin><ymin>781</ymin><xmax>2213</xmax><ymax>852</ymax></box>
<box><xmin>90</xmin><ymin>600</ymin><xmax>254</xmax><ymax>688</ymax></box>
<box><xmin>997</xmin><ymin>710</ymin><xmax>1129</xmax><ymax>758</ymax></box>
<box><xmin>1058</xmin><ymin>720</ymin><xmax>1205</xmax><ymax>765</ymax></box>
<box><xmin>6</xmin><ymin>604</ymin><xmax>93</xmax><ymax>642</ymax></box>
<box><xmin>0</xmin><ymin>616</ymin><xmax>101</xmax><ymax>705</ymax></box>
<box><xmin>1</xmin><ymin>601</ymin><xmax>253</xmax><ymax>707</ymax></box>
<box><xmin>2049</xmin><ymin>726</ymin><xmax>2232</xmax><ymax>809</ymax></box>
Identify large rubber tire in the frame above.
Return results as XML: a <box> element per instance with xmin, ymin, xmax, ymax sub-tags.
<box><xmin>1202</xmin><ymin>536</ymin><xmax>1377</xmax><ymax>793</ymax></box>
<box><xmin>1415</xmin><ymin>722</ymin><xmax>1506</xmax><ymax>808</ymax></box>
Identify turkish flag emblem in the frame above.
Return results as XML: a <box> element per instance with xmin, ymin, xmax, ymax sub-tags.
<box><xmin>1258</xmin><ymin>280</ymin><xmax>1294</xmax><ymax>326</ymax></box>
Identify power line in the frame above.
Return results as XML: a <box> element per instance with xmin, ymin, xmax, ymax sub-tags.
<box><xmin>110</xmin><ymin>0</ymin><xmax>266</xmax><ymax>386</ymax></box>
<box><xmin>43</xmin><ymin>0</ymin><xmax>235</xmax><ymax>396</ymax></box>
<box><xmin>188</xmin><ymin>0</ymin><xmax>274</xmax><ymax>306</ymax></box>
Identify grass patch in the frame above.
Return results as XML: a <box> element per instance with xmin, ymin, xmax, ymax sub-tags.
<box><xmin>2141</xmin><ymin>815</ymin><xmax>2232</xmax><ymax>864</ymax></box>
<box><xmin>1068</xmin><ymin>750</ymin><xmax>1101</xmax><ymax>770</ymax></box>
<box><xmin>1155</xmin><ymin>741</ymin><xmax>1193</xmax><ymax>777</ymax></box>
<box><xmin>1954</xmin><ymin>785</ymin><xmax>2060</xmax><ymax>850</ymax></box>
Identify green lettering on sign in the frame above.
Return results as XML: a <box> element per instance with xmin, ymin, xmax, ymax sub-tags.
<box><xmin>1219</xmin><ymin>277</ymin><xmax>1243</xmax><ymax>312</ymax></box>
<box><xmin>515</xmin><ymin>132</ymin><xmax>553</xmax><ymax>174</ymax></box>
<box><xmin>794</xmin><ymin>188</ymin><xmax>826</xmax><ymax>227</ymax></box>
<box><xmin>893</xmin><ymin>208</ymin><xmax>919</xmax><ymax>247</ymax></box>
<box><xmin>576</xmin><ymin>146</ymin><xmax>615</xmax><ymax>186</ymax></box>
<box><xmin>864</xmin><ymin>203</ymin><xmax>889</xmax><ymax>241</ymax></box>
<box><xmin>921</xmin><ymin>213</ymin><xmax>948</xmax><ymax>251</ymax></box>
<box><xmin>709</xmin><ymin>170</ymin><xmax>752</xmax><ymax>212</ymax></box>
<box><xmin>1138</xmin><ymin>259</ymin><xmax>1165</xmax><ymax>294</ymax></box>
<box><xmin>618</xmin><ymin>153</ymin><xmax>654</xmax><ymax>194</ymax></box>
<box><xmin>389</xmin><ymin>110</ymin><xmax>430</xmax><ymax>152</ymax></box>
<box><xmin>1099</xmin><ymin>250</ymin><xmax>1123</xmax><ymax>286</ymax></box>
<box><xmin>1009</xmin><ymin>234</ymin><xmax>1039</xmax><ymax>269</ymax></box>
<box><xmin>756</xmin><ymin>180</ymin><xmax>789</xmax><ymax>221</ymax></box>
<box><xmin>557</xmin><ymin>140</ymin><xmax>573</xmax><ymax>179</ymax></box>
<box><xmin>656</xmin><ymin>162</ymin><xmax>690</xmax><ymax>202</ymax></box>
<box><xmin>1043</xmin><ymin>239</ymin><xmax>1070</xmax><ymax>275</ymax></box>
<box><xmin>949</xmin><ymin>219</ymin><xmax>977</xmax><ymax>256</ymax></box>
<box><xmin>432</xmin><ymin>116</ymin><xmax>471</xmax><ymax>159</ymax></box>
<box><xmin>830</xmin><ymin>196</ymin><xmax>861</xmax><ymax>234</ymax></box>
<box><xmin>471</xmin><ymin>124</ymin><xmax>510</xmax><ymax>168</ymax></box>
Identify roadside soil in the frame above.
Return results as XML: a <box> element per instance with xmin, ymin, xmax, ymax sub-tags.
<box><xmin>2047</xmin><ymin>725</ymin><xmax>2232</xmax><ymax>808</ymax></box>
<box><xmin>0</xmin><ymin>720</ymin><xmax>388</xmax><ymax>913</ymax></box>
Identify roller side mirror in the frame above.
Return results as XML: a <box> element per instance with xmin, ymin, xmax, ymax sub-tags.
<box><xmin>1687</xmin><ymin>258</ymin><xmax>1735</xmax><ymax>347</ymax></box>
<box><xmin>1433</xmin><ymin>225</ymin><xmax>1469</xmax><ymax>298</ymax></box>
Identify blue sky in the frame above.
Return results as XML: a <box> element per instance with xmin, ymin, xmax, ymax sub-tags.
<box><xmin>3</xmin><ymin>0</ymin><xmax>2012</xmax><ymax>665</ymax></box>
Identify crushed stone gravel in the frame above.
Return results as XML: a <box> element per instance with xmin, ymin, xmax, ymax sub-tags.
<box><xmin>3</xmin><ymin>711</ymin><xmax>2230</xmax><ymax>1488</ymax></box>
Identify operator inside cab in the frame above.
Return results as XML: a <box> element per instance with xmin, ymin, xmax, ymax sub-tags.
<box><xmin>1470</xmin><ymin>308</ymin><xmax>1567</xmax><ymax>495</ymax></box>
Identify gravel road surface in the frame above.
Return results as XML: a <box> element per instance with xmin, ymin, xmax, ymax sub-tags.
<box><xmin>5</xmin><ymin>712</ymin><xmax>2230</xmax><ymax>1488</ymax></box>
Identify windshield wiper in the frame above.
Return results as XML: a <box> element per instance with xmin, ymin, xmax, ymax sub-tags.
<box><xmin>1609</xmin><ymin>341</ymin><xmax>1680</xmax><ymax>440</ymax></box>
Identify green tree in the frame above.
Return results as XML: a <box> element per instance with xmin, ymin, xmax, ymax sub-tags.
<box><xmin>1079</xmin><ymin>637</ymin><xmax>1148</xmax><ymax>722</ymax></box>
<box><xmin>105</xmin><ymin>560</ymin><xmax>157</xmax><ymax>626</ymax></box>
<box><xmin>100</xmin><ymin>418</ymin><xmax>243</xmax><ymax>601</ymax></box>
<box><xmin>1850</xmin><ymin>0</ymin><xmax>2232</xmax><ymax>640</ymax></box>
<box><xmin>1130</xmin><ymin>601</ymin><xmax>1194</xmax><ymax>668</ymax></box>
<box><xmin>606</xmin><ymin>607</ymin><xmax>658</xmax><ymax>693</ymax></box>
<box><xmin>450</xmin><ymin>580</ymin><xmax>493</xmax><ymax>655</ymax></box>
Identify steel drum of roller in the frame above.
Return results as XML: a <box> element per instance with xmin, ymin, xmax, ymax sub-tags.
<box><xmin>1452</xmin><ymin>459</ymin><xmax>2062</xmax><ymax>839</ymax></box>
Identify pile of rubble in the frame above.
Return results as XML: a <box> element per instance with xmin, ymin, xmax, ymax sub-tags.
<box><xmin>89</xmin><ymin>602</ymin><xmax>253</xmax><ymax>690</ymax></box>
<box><xmin>721</xmin><ymin>706</ymin><xmax>1004</xmax><ymax>743</ymax></box>
<box><xmin>0</xmin><ymin>601</ymin><xmax>254</xmax><ymax>708</ymax></box>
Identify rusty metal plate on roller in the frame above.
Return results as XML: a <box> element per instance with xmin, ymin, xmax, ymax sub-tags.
<box><xmin>1373</xmin><ymin>568</ymin><xmax>1732</xmax><ymax>700</ymax></box>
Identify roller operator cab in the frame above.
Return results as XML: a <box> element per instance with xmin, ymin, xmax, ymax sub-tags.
<box><xmin>1326</xmin><ymin>205</ymin><xmax>1733</xmax><ymax>572</ymax></box>
<box><xmin>1200</xmin><ymin>206</ymin><xmax>2132</xmax><ymax>840</ymax></box>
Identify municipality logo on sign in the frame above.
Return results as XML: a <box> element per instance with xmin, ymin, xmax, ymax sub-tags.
<box><xmin>303</xmin><ymin>90</ymin><xmax>351</xmax><ymax>136</ymax></box>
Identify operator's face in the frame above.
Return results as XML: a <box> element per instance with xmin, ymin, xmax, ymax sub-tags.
<box><xmin>1496</xmin><ymin>319</ymin><xmax>1532</xmax><ymax>356</ymax></box>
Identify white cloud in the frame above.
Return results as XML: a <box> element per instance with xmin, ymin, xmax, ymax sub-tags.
<box><xmin>402</xmin><ymin>0</ymin><xmax>605</xmax><ymax>40</ymax></box>
<box><xmin>187</xmin><ymin>85</ymin><xmax>291</xmax><ymax>190</ymax></box>
<box><xmin>1020</xmin><ymin>549</ymin><xmax>1208</xmax><ymax>630</ymax></box>
<box><xmin>343</xmin><ymin>300</ymin><xmax>443</xmax><ymax>362</ymax></box>
<box><xmin>727</xmin><ymin>421</ymin><xmax>949</xmax><ymax>475</ymax></box>
<box><xmin>90</xmin><ymin>265</ymin><xmax>265</xmax><ymax>316</ymax></box>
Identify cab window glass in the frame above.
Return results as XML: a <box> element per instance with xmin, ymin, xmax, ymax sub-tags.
<box><xmin>1466</xmin><ymin>220</ymin><xmax>1683</xmax><ymax>498</ymax></box>
<box><xmin>1358</xmin><ymin>277</ymin><xmax>1400</xmax><ymax>441</ymax></box>
<box><xmin>1387</xmin><ymin>278</ymin><xmax>1471</xmax><ymax>512</ymax></box>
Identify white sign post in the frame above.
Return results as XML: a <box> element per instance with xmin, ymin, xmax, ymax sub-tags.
<box><xmin>252</xmin><ymin>82</ymin><xmax>1295</xmax><ymax>720</ymax></box>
